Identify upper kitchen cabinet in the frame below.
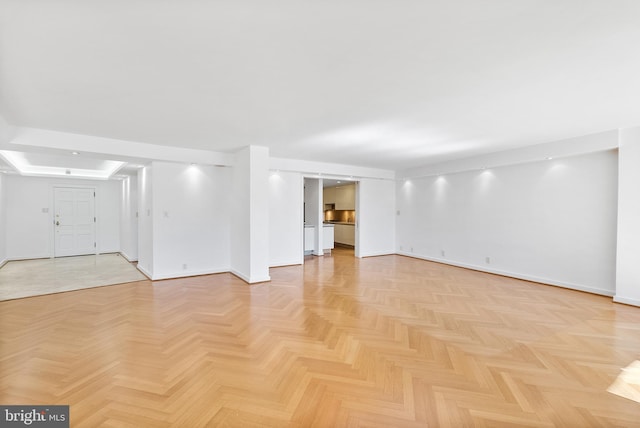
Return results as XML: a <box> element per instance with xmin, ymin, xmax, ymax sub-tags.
<box><xmin>335</xmin><ymin>184</ymin><xmax>356</xmax><ymax>210</ymax></box>
<box><xmin>324</xmin><ymin>186</ymin><xmax>336</xmax><ymax>206</ymax></box>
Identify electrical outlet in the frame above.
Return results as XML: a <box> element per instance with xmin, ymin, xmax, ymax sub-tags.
<box><xmin>182</xmin><ymin>264</ymin><xmax>188</xmax><ymax>270</ymax></box>
<box><xmin>441</xmin><ymin>250</ymin><xmax>445</xmax><ymax>257</ymax></box>
<box><xmin>485</xmin><ymin>257</ymin><xmax>491</xmax><ymax>264</ymax></box>
<box><xmin>410</xmin><ymin>247</ymin><xmax>414</xmax><ymax>252</ymax></box>
<box><xmin>399</xmin><ymin>245</ymin><xmax>403</xmax><ymax>251</ymax></box>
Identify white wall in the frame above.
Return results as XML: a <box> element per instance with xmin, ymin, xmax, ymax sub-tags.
<box><xmin>615</xmin><ymin>127</ymin><xmax>640</xmax><ymax>306</ymax></box>
<box><xmin>0</xmin><ymin>173</ymin><xmax>7</xmax><ymax>265</ymax></box>
<box><xmin>137</xmin><ymin>165</ymin><xmax>153</xmax><ymax>277</ymax></box>
<box><xmin>5</xmin><ymin>175</ymin><xmax>121</xmax><ymax>260</ymax></box>
<box><xmin>119</xmin><ymin>175</ymin><xmax>138</xmax><ymax>262</ymax></box>
<box><xmin>401</xmin><ymin>130</ymin><xmax>619</xmax><ymax>179</ymax></box>
<box><xmin>397</xmin><ymin>150</ymin><xmax>618</xmax><ymax>296</ymax></box>
<box><xmin>6</xmin><ymin>175</ymin><xmax>57</xmax><ymax>259</ymax></box>
<box><xmin>357</xmin><ymin>179</ymin><xmax>396</xmax><ymax>257</ymax></box>
<box><xmin>0</xmin><ymin>114</ymin><xmax>11</xmax><ymax>145</ymax></box>
<box><xmin>98</xmin><ymin>180</ymin><xmax>120</xmax><ymax>253</ymax></box>
<box><xmin>150</xmin><ymin>161</ymin><xmax>231</xmax><ymax>280</ymax></box>
<box><xmin>269</xmin><ymin>171</ymin><xmax>303</xmax><ymax>267</ymax></box>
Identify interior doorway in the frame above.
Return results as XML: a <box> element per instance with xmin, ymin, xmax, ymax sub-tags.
<box><xmin>54</xmin><ymin>187</ymin><xmax>96</xmax><ymax>257</ymax></box>
<box><xmin>303</xmin><ymin>177</ymin><xmax>358</xmax><ymax>261</ymax></box>
<box><xmin>322</xmin><ymin>180</ymin><xmax>357</xmax><ymax>253</ymax></box>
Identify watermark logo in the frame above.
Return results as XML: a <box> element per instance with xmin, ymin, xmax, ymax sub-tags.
<box><xmin>1</xmin><ymin>406</ymin><xmax>69</xmax><ymax>427</ymax></box>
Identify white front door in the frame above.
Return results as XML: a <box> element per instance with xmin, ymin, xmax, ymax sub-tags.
<box><xmin>54</xmin><ymin>187</ymin><xmax>96</xmax><ymax>257</ymax></box>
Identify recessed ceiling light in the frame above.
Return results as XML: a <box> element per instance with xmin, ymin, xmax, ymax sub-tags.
<box><xmin>546</xmin><ymin>157</ymin><xmax>553</xmax><ymax>160</ymax></box>
<box><xmin>71</xmin><ymin>151</ymin><xmax>79</xmax><ymax>155</ymax></box>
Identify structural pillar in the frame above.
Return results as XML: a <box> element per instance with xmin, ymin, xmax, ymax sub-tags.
<box><xmin>615</xmin><ymin>127</ymin><xmax>640</xmax><ymax>306</ymax></box>
<box><xmin>230</xmin><ymin>146</ymin><xmax>271</xmax><ymax>283</ymax></box>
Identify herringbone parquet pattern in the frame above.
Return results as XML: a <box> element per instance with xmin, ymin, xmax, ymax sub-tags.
<box><xmin>1</xmin><ymin>248</ymin><xmax>639</xmax><ymax>427</ymax></box>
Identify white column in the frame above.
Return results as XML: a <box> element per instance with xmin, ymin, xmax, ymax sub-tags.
<box><xmin>303</xmin><ymin>178</ymin><xmax>323</xmax><ymax>256</ymax></box>
<box><xmin>230</xmin><ymin>146</ymin><xmax>271</xmax><ymax>283</ymax></box>
<box><xmin>119</xmin><ymin>175</ymin><xmax>138</xmax><ymax>262</ymax></box>
<box><xmin>615</xmin><ymin>127</ymin><xmax>640</xmax><ymax>307</ymax></box>
<box><xmin>313</xmin><ymin>179</ymin><xmax>323</xmax><ymax>256</ymax></box>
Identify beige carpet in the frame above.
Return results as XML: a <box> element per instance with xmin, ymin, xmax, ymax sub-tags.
<box><xmin>0</xmin><ymin>253</ymin><xmax>147</xmax><ymax>301</ymax></box>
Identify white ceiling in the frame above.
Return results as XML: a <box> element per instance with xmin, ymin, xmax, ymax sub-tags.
<box><xmin>1</xmin><ymin>0</ymin><xmax>640</xmax><ymax>172</ymax></box>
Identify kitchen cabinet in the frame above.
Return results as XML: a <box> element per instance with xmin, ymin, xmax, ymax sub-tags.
<box><xmin>323</xmin><ymin>225</ymin><xmax>335</xmax><ymax>251</ymax></box>
<box><xmin>304</xmin><ymin>226</ymin><xmax>315</xmax><ymax>252</ymax></box>
<box><xmin>334</xmin><ymin>224</ymin><xmax>355</xmax><ymax>246</ymax></box>
<box><xmin>335</xmin><ymin>184</ymin><xmax>355</xmax><ymax>210</ymax></box>
<box><xmin>306</xmin><ymin>225</ymin><xmax>335</xmax><ymax>254</ymax></box>
<box><xmin>323</xmin><ymin>187</ymin><xmax>336</xmax><ymax>205</ymax></box>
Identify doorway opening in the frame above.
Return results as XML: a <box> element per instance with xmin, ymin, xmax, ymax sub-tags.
<box><xmin>303</xmin><ymin>177</ymin><xmax>358</xmax><ymax>261</ymax></box>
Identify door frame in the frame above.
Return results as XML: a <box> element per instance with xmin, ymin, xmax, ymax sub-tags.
<box><xmin>50</xmin><ymin>185</ymin><xmax>98</xmax><ymax>258</ymax></box>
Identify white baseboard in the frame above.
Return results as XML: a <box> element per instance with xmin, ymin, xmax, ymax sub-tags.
<box><xmin>136</xmin><ymin>264</ymin><xmax>152</xmax><ymax>279</ymax></box>
<box><xmin>6</xmin><ymin>255</ymin><xmax>51</xmax><ymax>262</ymax></box>
<box><xmin>152</xmin><ymin>267</ymin><xmax>229</xmax><ymax>281</ymax></box>
<box><xmin>98</xmin><ymin>248</ymin><xmax>120</xmax><ymax>255</ymax></box>
<box><xmin>0</xmin><ymin>258</ymin><xmax>7</xmax><ymax>269</ymax></box>
<box><xmin>358</xmin><ymin>251</ymin><xmax>395</xmax><ymax>258</ymax></box>
<box><xmin>119</xmin><ymin>251</ymin><xmax>138</xmax><ymax>263</ymax></box>
<box><xmin>396</xmin><ymin>251</ymin><xmax>614</xmax><ymax>297</ymax></box>
<box><xmin>137</xmin><ymin>264</ymin><xmax>271</xmax><ymax>283</ymax></box>
<box><xmin>613</xmin><ymin>295</ymin><xmax>640</xmax><ymax>307</ymax></box>
<box><xmin>270</xmin><ymin>259</ymin><xmax>303</xmax><ymax>268</ymax></box>
<box><xmin>230</xmin><ymin>269</ymin><xmax>271</xmax><ymax>284</ymax></box>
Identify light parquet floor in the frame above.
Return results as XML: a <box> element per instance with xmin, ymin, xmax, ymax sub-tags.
<box><xmin>1</xmin><ymin>248</ymin><xmax>640</xmax><ymax>427</ymax></box>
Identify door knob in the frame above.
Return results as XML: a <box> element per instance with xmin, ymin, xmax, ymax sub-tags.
<box><xmin>56</xmin><ymin>221</ymin><xmax>60</xmax><ymax>226</ymax></box>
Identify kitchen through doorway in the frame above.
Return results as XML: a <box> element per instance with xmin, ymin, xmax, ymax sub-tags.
<box><xmin>303</xmin><ymin>177</ymin><xmax>358</xmax><ymax>261</ymax></box>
